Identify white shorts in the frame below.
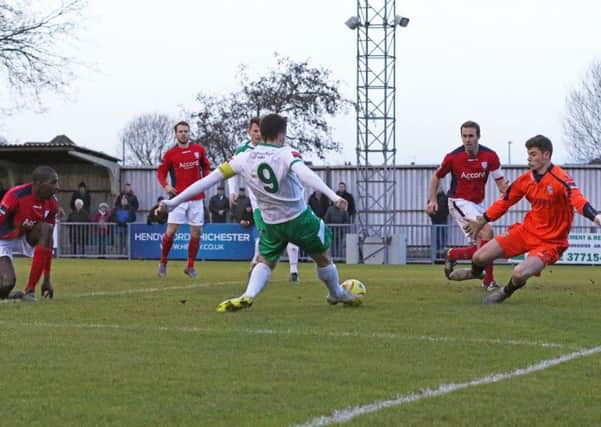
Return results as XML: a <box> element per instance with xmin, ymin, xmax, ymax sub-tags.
<box><xmin>448</xmin><ymin>198</ymin><xmax>486</xmax><ymax>242</ymax></box>
<box><xmin>0</xmin><ymin>236</ymin><xmax>35</xmax><ymax>260</ymax></box>
<box><xmin>167</xmin><ymin>199</ymin><xmax>205</xmax><ymax>226</ymax></box>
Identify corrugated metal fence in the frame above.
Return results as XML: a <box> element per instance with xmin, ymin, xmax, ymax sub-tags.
<box><xmin>122</xmin><ymin>164</ymin><xmax>601</xmax><ymax>231</ymax></box>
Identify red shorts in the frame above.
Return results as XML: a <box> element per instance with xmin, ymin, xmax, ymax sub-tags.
<box><xmin>495</xmin><ymin>223</ymin><xmax>568</xmax><ymax>266</ymax></box>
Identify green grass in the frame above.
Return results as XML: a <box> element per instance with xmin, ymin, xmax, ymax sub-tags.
<box><xmin>1</xmin><ymin>259</ymin><xmax>601</xmax><ymax>426</ymax></box>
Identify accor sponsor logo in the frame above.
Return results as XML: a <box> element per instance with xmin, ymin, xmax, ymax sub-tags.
<box><xmin>178</xmin><ymin>161</ymin><xmax>198</xmax><ymax>169</ymax></box>
<box><xmin>460</xmin><ymin>171</ymin><xmax>486</xmax><ymax>180</ymax></box>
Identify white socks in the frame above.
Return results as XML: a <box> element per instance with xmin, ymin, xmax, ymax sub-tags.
<box><xmin>251</xmin><ymin>238</ymin><xmax>260</xmax><ymax>265</ymax></box>
<box><xmin>317</xmin><ymin>264</ymin><xmax>343</xmax><ymax>297</ymax></box>
<box><xmin>243</xmin><ymin>262</ymin><xmax>272</xmax><ymax>298</ymax></box>
<box><xmin>287</xmin><ymin>243</ymin><xmax>299</xmax><ymax>273</ymax></box>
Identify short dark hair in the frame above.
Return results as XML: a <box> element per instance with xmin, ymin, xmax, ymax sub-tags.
<box><xmin>460</xmin><ymin>121</ymin><xmax>480</xmax><ymax>138</ymax></box>
<box><xmin>32</xmin><ymin>166</ymin><xmax>57</xmax><ymax>183</ymax></box>
<box><xmin>248</xmin><ymin>117</ymin><xmax>260</xmax><ymax>128</ymax></box>
<box><xmin>174</xmin><ymin>121</ymin><xmax>190</xmax><ymax>132</ymax></box>
<box><xmin>260</xmin><ymin>114</ymin><xmax>287</xmax><ymax>141</ymax></box>
<box><xmin>525</xmin><ymin>135</ymin><xmax>553</xmax><ymax>154</ymax></box>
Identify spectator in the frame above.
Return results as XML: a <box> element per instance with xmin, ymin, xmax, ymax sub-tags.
<box><xmin>115</xmin><ymin>183</ymin><xmax>139</xmax><ymax>213</ymax></box>
<box><xmin>324</xmin><ymin>202</ymin><xmax>350</xmax><ymax>259</ymax></box>
<box><xmin>428</xmin><ymin>184</ymin><xmax>450</xmax><ymax>258</ymax></box>
<box><xmin>111</xmin><ymin>194</ymin><xmax>136</xmax><ymax>253</ymax></box>
<box><xmin>70</xmin><ymin>181</ymin><xmax>92</xmax><ymax>212</ymax></box>
<box><xmin>92</xmin><ymin>202</ymin><xmax>111</xmax><ymax>256</ymax></box>
<box><xmin>239</xmin><ymin>202</ymin><xmax>255</xmax><ymax>228</ymax></box>
<box><xmin>230</xmin><ymin>188</ymin><xmax>252</xmax><ymax>224</ymax></box>
<box><xmin>147</xmin><ymin>196</ymin><xmax>167</xmax><ymax>225</ymax></box>
<box><xmin>308</xmin><ymin>190</ymin><xmax>330</xmax><ymax>219</ymax></box>
<box><xmin>67</xmin><ymin>198</ymin><xmax>90</xmax><ymax>255</ymax></box>
<box><xmin>336</xmin><ymin>182</ymin><xmax>356</xmax><ymax>222</ymax></box>
<box><xmin>209</xmin><ymin>185</ymin><xmax>229</xmax><ymax>223</ymax></box>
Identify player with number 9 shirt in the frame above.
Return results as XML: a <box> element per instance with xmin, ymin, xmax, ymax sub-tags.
<box><xmin>159</xmin><ymin>113</ymin><xmax>361</xmax><ymax>311</ymax></box>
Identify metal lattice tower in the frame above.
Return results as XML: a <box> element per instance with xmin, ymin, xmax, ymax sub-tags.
<box><xmin>349</xmin><ymin>0</ymin><xmax>407</xmax><ymax>262</ymax></box>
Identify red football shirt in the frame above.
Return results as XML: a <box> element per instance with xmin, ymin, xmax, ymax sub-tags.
<box><xmin>157</xmin><ymin>143</ymin><xmax>211</xmax><ymax>201</ymax></box>
<box><xmin>435</xmin><ymin>145</ymin><xmax>504</xmax><ymax>204</ymax></box>
<box><xmin>0</xmin><ymin>184</ymin><xmax>59</xmax><ymax>240</ymax></box>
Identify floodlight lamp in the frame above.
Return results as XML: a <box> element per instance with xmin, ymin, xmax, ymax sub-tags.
<box><xmin>345</xmin><ymin>16</ymin><xmax>362</xmax><ymax>30</ymax></box>
<box><xmin>394</xmin><ymin>15</ymin><xmax>410</xmax><ymax>27</ymax></box>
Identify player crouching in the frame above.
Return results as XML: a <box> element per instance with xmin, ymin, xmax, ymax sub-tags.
<box><xmin>456</xmin><ymin>135</ymin><xmax>601</xmax><ymax>303</ymax></box>
<box><xmin>0</xmin><ymin>166</ymin><xmax>59</xmax><ymax>302</ymax></box>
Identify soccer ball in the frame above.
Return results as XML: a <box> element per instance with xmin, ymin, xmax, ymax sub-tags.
<box><xmin>341</xmin><ymin>279</ymin><xmax>367</xmax><ymax>298</ymax></box>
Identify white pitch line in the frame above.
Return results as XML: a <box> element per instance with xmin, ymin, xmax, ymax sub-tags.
<box><xmin>292</xmin><ymin>344</ymin><xmax>601</xmax><ymax>427</ymax></box>
<box><xmin>0</xmin><ymin>320</ymin><xmax>567</xmax><ymax>349</ymax></box>
<box><xmin>62</xmin><ymin>279</ymin><xmax>291</xmax><ymax>299</ymax></box>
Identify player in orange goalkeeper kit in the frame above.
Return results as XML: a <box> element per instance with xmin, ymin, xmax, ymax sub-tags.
<box><xmin>452</xmin><ymin>135</ymin><xmax>601</xmax><ymax>303</ymax></box>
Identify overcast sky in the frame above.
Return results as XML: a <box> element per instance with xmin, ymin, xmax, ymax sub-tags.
<box><xmin>2</xmin><ymin>0</ymin><xmax>601</xmax><ymax>166</ymax></box>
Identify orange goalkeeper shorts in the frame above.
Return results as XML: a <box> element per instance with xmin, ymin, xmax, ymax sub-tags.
<box><xmin>495</xmin><ymin>223</ymin><xmax>568</xmax><ymax>266</ymax></box>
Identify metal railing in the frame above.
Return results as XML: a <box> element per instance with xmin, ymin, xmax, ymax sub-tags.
<box><xmin>55</xmin><ymin>222</ymin><xmax>601</xmax><ymax>263</ymax></box>
<box><xmin>57</xmin><ymin>222</ymin><xmax>130</xmax><ymax>258</ymax></box>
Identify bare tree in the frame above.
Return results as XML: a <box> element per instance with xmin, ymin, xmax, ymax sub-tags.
<box><xmin>241</xmin><ymin>54</ymin><xmax>349</xmax><ymax>159</ymax></box>
<box><xmin>0</xmin><ymin>134</ymin><xmax>7</xmax><ymax>144</ymax></box>
<box><xmin>193</xmin><ymin>92</ymin><xmax>250</xmax><ymax>165</ymax></box>
<box><xmin>0</xmin><ymin>0</ymin><xmax>87</xmax><ymax>111</ymax></box>
<box><xmin>192</xmin><ymin>54</ymin><xmax>349</xmax><ymax>164</ymax></box>
<box><xmin>120</xmin><ymin>113</ymin><xmax>175</xmax><ymax>166</ymax></box>
<box><xmin>563</xmin><ymin>59</ymin><xmax>601</xmax><ymax>162</ymax></box>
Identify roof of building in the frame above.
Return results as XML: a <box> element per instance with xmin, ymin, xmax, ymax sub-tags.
<box><xmin>0</xmin><ymin>135</ymin><xmax>119</xmax><ymax>163</ymax></box>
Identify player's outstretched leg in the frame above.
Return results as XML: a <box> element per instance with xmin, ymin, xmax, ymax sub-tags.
<box><xmin>311</xmin><ymin>251</ymin><xmax>360</xmax><ymax>307</ymax></box>
<box><xmin>484</xmin><ymin>256</ymin><xmax>544</xmax><ymax>304</ymax></box>
<box><xmin>217</xmin><ymin>260</ymin><xmax>273</xmax><ymax>312</ymax></box>
<box><xmin>287</xmin><ymin>243</ymin><xmax>300</xmax><ymax>284</ymax></box>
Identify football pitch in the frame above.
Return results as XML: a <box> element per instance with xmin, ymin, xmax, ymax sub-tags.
<box><xmin>1</xmin><ymin>259</ymin><xmax>601</xmax><ymax>426</ymax></box>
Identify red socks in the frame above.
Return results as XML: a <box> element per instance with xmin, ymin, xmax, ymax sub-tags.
<box><xmin>161</xmin><ymin>234</ymin><xmax>200</xmax><ymax>268</ymax></box>
<box><xmin>25</xmin><ymin>246</ymin><xmax>52</xmax><ymax>292</ymax></box>
<box><xmin>479</xmin><ymin>240</ymin><xmax>495</xmax><ymax>285</ymax></box>
<box><xmin>187</xmin><ymin>236</ymin><xmax>200</xmax><ymax>269</ymax></box>
<box><xmin>449</xmin><ymin>245</ymin><xmax>477</xmax><ymax>260</ymax></box>
<box><xmin>43</xmin><ymin>243</ymin><xmax>53</xmax><ymax>278</ymax></box>
<box><xmin>160</xmin><ymin>234</ymin><xmax>174</xmax><ymax>264</ymax></box>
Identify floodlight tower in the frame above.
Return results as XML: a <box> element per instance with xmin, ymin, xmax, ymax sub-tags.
<box><xmin>346</xmin><ymin>1</ymin><xmax>409</xmax><ymax>262</ymax></box>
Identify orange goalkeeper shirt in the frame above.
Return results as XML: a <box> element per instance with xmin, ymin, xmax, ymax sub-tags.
<box><xmin>484</xmin><ymin>164</ymin><xmax>595</xmax><ymax>245</ymax></box>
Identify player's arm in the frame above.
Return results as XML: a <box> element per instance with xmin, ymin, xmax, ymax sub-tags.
<box><xmin>0</xmin><ymin>192</ymin><xmax>17</xmax><ymax>227</ymax></box>
<box><xmin>490</xmin><ymin>153</ymin><xmax>508</xmax><ymax>193</ymax></box>
<box><xmin>464</xmin><ymin>178</ymin><xmax>526</xmax><ymax>239</ymax></box>
<box><xmin>157</xmin><ymin>152</ymin><xmax>176</xmax><ymax>196</ymax></box>
<box><xmin>427</xmin><ymin>155</ymin><xmax>451</xmax><ymax>214</ymax></box>
<box><xmin>291</xmin><ymin>162</ymin><xmax>346</xmax><ymax>210</ymax></box>
<box><xmin>200</xmin><ymin>146</ymin><xmax>211</xmax><ymax>178</ymax></box>
<box><xmin>563</xmin><ymin>178</ymin><xmax>601</xmax><ymax>225</ymax></box>
<box><xmin>228</xmin><ymin>174</ymin><xmax>240</xmax><ymax>205</ymax></box>
<box><xmin>426</xmin><ymin>174</ymin><xmax>441</xmax><ymax>214</ymax></box>
<box><xmin>161</xmin><ymin>158</ymin><xmax>239</xmax><ymax>212</ymax></box>
<box><xmin>491</xmin><ymin>166</ymin><xmax>508</xmax><ymax>193</ymax></box>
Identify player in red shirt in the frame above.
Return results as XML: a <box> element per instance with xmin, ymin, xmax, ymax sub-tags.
<box><xmin>457</xmin><ymin>135</ymin><xmax>601</xmax><ymax>303</ymax></box>
<box><xmin>0</xmin><ymin>166</ymin><xmax>59</xmax><ymax>302</ymax></box>
<box><xmin>426</xmin><ymin>121</ymin><xmax>508</xmax><ymax>290</ymax></box>
<box><xmin>156</xmin><ymin>121</ymin><xmax>211</xmax><ymax>278</ymax></box>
